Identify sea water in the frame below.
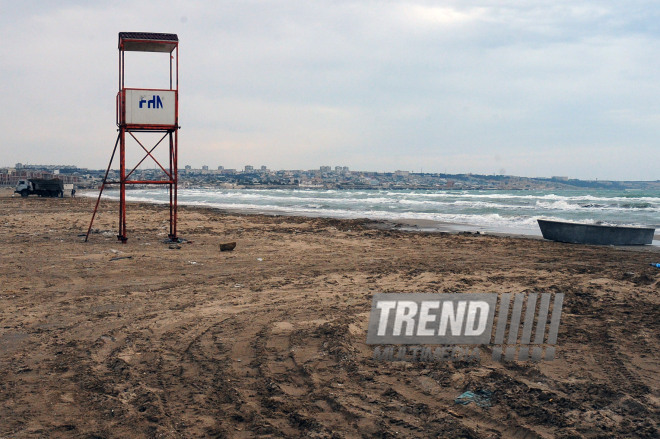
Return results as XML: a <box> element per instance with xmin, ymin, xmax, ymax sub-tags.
<box><xmin>95</xmin><ymin>187</ymin><xmax>660</xmax><ymax>238</ymax></box>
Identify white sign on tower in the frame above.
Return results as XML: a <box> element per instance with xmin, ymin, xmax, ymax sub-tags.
<box><xmin>122</xmin><ymin>89</ymin><xmax>176</xmax><ymax>126</ymax></box>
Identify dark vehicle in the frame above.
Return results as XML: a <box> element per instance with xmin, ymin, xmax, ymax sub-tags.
<box><xmin>15</xmin><ymin>178</ymin><xmax>64</xmax><ymax>198</ymax></box>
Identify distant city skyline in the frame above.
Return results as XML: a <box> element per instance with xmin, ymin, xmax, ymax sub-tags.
<box><xmin>7</xmin><ymin>162</ymin><xmax>658</xmax><ymax>192</ymax></box>
<box><xmin>2</xmin><ymin>2</ymin><xmax>660</xmax><ymax>180</ymax></box>
<box><xmin>5</xmin><ymin>162</ymin><xmax>657</xmax><ymax>185</ymax></box>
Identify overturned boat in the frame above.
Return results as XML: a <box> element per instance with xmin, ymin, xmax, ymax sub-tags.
<box><xmin>537</xmin><ymin>219</ymin><xmax>655</xmax><ymax>246</ymax></box>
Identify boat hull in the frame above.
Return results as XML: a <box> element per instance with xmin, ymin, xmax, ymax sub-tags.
<box><xmin>537</xmin><ymin>219</ymin><xmax>655</xmax><ymax>246</ymax></box>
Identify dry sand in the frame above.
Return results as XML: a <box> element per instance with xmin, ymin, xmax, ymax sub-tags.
<box><xmin>0</xmin><ymin>187</ymin><xmax>658</xmax><ymax>438</ymax></box>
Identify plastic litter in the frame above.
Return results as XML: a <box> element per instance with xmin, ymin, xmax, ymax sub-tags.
<box><xmin>650</xmin><ymin>263</ymin><xmax>660</xmax><ymax>268</ymax></box>
<box><xmin>454</xmin><ymin>389</ymin><xmax>493</xmax><ymax>407</ymax></box>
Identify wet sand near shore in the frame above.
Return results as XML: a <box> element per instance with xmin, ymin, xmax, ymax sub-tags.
<box><xmin>0</xmin><ymin>188</ymin><xmax>658</xmax><ymax>438</ymax></box>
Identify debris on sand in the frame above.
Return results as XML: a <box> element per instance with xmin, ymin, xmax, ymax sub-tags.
<box><xmin>454</xmin><ymin>389</ymin><xmax>493</xmax><ymax>407</ymax></box>
<box><xmin>109</xmin><ymin>255</ymin><xmax>133</xmax><ymax>262</ymax></box>
<box><xmin>220</xmin><ymin>242</ymin><xmax>237</xmax><ymax>252</ymax></box>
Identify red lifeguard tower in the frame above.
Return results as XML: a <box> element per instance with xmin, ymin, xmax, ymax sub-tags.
<box><xmin>86</xmin><ymin>32</ymin><xmax>179</xmax><ymax>243</ymax></box>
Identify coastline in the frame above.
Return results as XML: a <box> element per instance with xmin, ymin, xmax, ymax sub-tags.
<box><xmin>79</xmin><ymin>188</ymin><xmax>660</xmax><ymax>247</ymax></box>
<box><xmin>1</xmin><ymin>187</ymin><xmax>659</xmax><ymax>437</ymax></box>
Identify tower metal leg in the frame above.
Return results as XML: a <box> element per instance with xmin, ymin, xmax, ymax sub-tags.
<box><xmin>85</xmin><ymin>133</ymin><xmax>120</xmax><ymax>242</ymax></box>
<box><xmin>118</xmin><ymin>128</ymin><xmax>127</xmax><ymax>243</ymax></box>
<box><xmin>168</xmin><ymin>130</ymin><xmax>178</xmax><ymax>241</ymax></box>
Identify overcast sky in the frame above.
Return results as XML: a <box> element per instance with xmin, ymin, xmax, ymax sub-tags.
<box><xmin>1</xmin><ymin>1</ymin><xmax>659</xmax><ymax>180</ymax></box>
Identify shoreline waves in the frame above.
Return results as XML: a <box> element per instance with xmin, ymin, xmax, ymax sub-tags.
<box><xmin>84</xmin><ymin>187</ymin><xmax>660</xmax><ymax>244</ymax></box>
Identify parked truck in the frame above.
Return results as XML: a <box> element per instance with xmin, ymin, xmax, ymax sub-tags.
<box><xmin>15</xmin><ymin>178</ymin><xmax>64</xmax><ymax>198</ymax></box>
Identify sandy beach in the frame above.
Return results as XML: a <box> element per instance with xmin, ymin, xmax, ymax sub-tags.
<box><xmin>0</xmin><ymin>187</ymin><xmax>658</xmax><ymax>438</ymax></box>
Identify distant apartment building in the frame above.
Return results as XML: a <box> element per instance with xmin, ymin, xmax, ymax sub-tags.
<box><xmin>202</xmin><ymin>165</ymin><xmax>209</xmax><ymax>171</ymax></box>
<box><xmin>217</xmin><ymin>166</ymin><xmax>224</xmax><ymax>170</ymax></box>
<box><xmin>320</xmin><ymin>166</ymin><xmax>331</xmax><ymax>173</ymax></box>
<box><xmin>244</xmin><ymin>165</ymin><xmax>254</xmax><ymax>172</ymax></box>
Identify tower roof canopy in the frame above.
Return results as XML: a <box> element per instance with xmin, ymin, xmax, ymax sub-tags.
<box><xmin>118</xmin><ymin>32</ymin><xmax>178</xmax><ymax>53</ymax></box>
